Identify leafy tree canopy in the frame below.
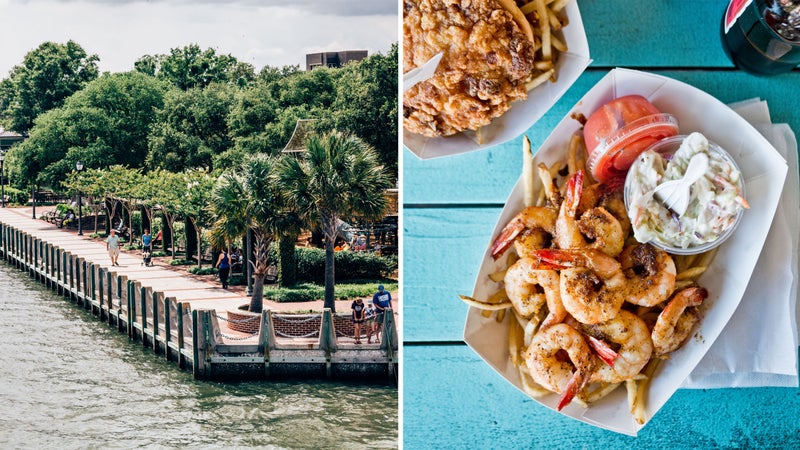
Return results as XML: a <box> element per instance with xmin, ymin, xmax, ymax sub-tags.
<box><xmin>146</xmin><ymin>82</ymin><xmax>236</xmax><ymax>172</ymax></box>
<box><xmin>5</xmin><ymin>71</ymin><xmax>169</xmax><ymax>189</ymax></box>
<box><xmin>0</xmin><ymin>40</ymin><xmax>99</xmax><ymax>133</ymax></box>
<box><xmin>136</xmin><ymin>44</ymin><xmax>252</xmax><ymax>90</ymax></box>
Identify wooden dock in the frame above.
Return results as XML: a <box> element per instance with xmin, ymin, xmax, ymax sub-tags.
<box><xmin>0</xmin><ymin>208</ymin><xmax>398</xmax><ymax>382</ymax></box>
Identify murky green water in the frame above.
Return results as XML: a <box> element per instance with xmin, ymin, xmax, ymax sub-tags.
<box><xmin>0</xmin><ymin>262</ymin><xmax>398</xmax><ymax>449</ymax></box>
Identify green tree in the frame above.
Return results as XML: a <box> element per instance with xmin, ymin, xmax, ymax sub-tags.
<box><xmin>178</xmin><ymin>169</ymin><xmax>215</xmax><ymax>267</ymax></box>
<box><xmin>133</xmin><ymin>54</ymin><xmax>163</xmax><ymax>77</ymax></box>
<box><xmin>0</xmin><ymin>40</ymin><xmax>99</xmax><ymax>133</ymax></box>
<box><xmin>93</xmin><ymin>165</ymin><xmax>139</xmax><ymax>233</ymax></box>
<box><xmin>211</xmin><ymin>154</ymin><xmax>292</xmax><ymax>312</ymax></box>
<box><xmin>150</xmin><ymin>170</ymin><xmax>185</xmax><ymax>258</ymax></box>
<box><xmin>4</xmin><ymin>71</ymin><xmax>168</xmax><ymax>190</ymax></box>
<box><xmin>157</xmin><ymin>44</ymin><xmax>245</xmax><ymax>90</ymax></box>
<box><xmin>257</xmin><ymin>64</ymin><xmax>301</xmax><ymax>84</ymax></box>
<box><xmin>274</xmin><ymin>66</ymin><xmax>337</xmax><ymax>109</ymax></box>
<box><xmin>280</xmin><ymin>131</ymin><xmax>392</xmax><ymax>312</ymax></box>
<box><xmin>62</xmin><ymin>167</ymin><xmax>105</xmax><ymax>233</ymax></box>
<box><xmin>146</xmin><ymin>82</ymin><xmax>235</xmax><ymax>172</ymax></box>
<box><xmin>326</xmin><ymin>44</ymin><xmax>398</xmax><ymax>178</ymax></box>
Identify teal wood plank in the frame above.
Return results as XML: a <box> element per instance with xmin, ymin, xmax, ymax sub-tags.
<box><xmin>403</xmin><ymin>208</ymin><xmax>501</xmax><ymax>341</ymax></box>
<box><xmin>403</xmin><ymin>71</ymin><xmax>800</xmax><ymax>205</ymax></box>
<box><xmin>403</xmin><ymin>345</ymin><xmax>800</xmax><ymax>448</ymax></box>
<box><xmin>581</xmin><ymin>0</ymin><xmax>734</xmax><ymax>68</ymax></box>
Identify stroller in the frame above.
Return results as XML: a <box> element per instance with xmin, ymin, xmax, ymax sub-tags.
<box><xmin>141</xmin><ymin>245</ymin><xmax>153</xmax><ymax>267</ymax></box>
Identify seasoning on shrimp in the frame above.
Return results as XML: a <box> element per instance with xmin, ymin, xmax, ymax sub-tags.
<box><xmin>555</xmin><ymin>170</ymin><xmax>624</xmax><ymax>257</ymax></box>
<box><xmin>652</xmin><ymin>287</ymin><xmax>708</xmax><ymax>356</ymax></box>
<box><xmin>534</xmin><ymin>248</ymin><xmax>627</xmax><ymax>325</ymax></box>
<box><xmin>525</xmin><ymin>323</ymin><xmax>595</xmax><ymax>411</ymax></box>
<box><xmin>504</xmin><ymin>258</ymin><xmax>565</xmax><ymax>327</ymax></box>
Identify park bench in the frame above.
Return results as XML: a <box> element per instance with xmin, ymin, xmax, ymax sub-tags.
<box><xmin>41</xmin><ymin>210</ymin><xmax>58</xmax><ymax>224</ymax></box>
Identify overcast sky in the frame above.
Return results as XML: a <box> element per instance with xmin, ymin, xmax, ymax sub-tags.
<box><xmin>0</xmin><ymin>0</ymin><xmax>398</xmax><ymax>77</ymax></box>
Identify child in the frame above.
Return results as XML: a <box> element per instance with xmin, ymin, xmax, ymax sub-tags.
<box><xmin>351</xmin><ymin>298</ymin><xmax>366</xmax><ymax>344</ymax></box>
<box><xmin>364</xmin><ymin>303</ymin><xmax>376</xmax><ymax>344</ymax></box>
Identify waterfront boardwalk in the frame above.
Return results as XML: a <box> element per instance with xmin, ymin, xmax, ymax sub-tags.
<box><xmin>0</xmin><ymin>206</ymin><xmax>399</xmax><ymax>381</ymax></box>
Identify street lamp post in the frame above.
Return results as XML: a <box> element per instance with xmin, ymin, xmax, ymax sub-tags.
<box><xmin>76</xmin><ymin>161</ymin><xmax>84</xmax><ymax>236</ymax></box>
<box><xmin>0</xmin><ymin>151</ymin><xmax>5</xmax><ymax>208</ymax></box>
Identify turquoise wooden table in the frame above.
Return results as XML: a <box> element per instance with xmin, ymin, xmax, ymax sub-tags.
<box><xmin>402</xmin><ymin>0</ymin><xmax>800</xmax><ymax>447</ymax></box>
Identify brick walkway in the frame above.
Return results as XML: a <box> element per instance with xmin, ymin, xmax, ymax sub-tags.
<box><xmin>0</xmin><ymin>206</ymin><xmax>400</xmax><ymax>344</ymax></box>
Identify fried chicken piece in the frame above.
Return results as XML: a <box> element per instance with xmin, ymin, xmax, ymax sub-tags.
<box><xmin>403</xmin><ymin>0</ymin><xmax>536</xmax><ymax>138</ymax></box>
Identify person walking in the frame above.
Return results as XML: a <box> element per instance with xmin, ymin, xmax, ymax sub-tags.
<box><xmin>351</xmin><ymin>298</ymin><xmax>366</xmax><ymax>344</ymax></box>
<box><xmin>141</xmin><ymin>229</ymin><xmax>152</xmax><ymax>253</ymax></box>
<box><xmin>372</xmin><ymin>285</ymin><xmax>392</xmax><ymax>339</ymax></box>
<box><xmin>106</xmin><ymin>228</ymin><xmax>120</xmax><ymax>266</ymax></box>
<box><xmin>215</xmin><ymin>249</ymin><xmax>231</xmax><ymax>289</ymax></box>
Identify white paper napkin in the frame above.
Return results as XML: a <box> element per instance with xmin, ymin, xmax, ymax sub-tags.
<box><xmin>683</xmin><ymin>99</ymin><xmax>800</xmax><ymax>389</ymax></box>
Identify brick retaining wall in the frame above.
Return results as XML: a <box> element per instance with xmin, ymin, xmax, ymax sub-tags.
<box><xmin>227</xmin><ymin>310</ymin><xmax>378</xmax><ymax>338</ymax></box>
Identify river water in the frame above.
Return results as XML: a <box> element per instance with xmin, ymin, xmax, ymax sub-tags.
<box><xmin>0</xmin><ymin>262</ymin><xmax>398</xmax><ymax>449</ymax></box>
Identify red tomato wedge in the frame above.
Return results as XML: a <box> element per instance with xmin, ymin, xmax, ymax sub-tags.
<box><xmin>584</xmin><ymin>95</ymin><xmax>679</xmax><ymax>186</ymax></box>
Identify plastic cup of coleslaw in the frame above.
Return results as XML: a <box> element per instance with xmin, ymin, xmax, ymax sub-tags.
<box><xmin>623</xmin><ymin>133</ymin><xmax>747</xmax><ymax>255</ymax></box>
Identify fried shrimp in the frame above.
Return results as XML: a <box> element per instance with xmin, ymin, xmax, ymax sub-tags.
<box><xmin>581</xmin><ymin>310</ymin><xmax>654</xmax><ymax>383</ymax></box>
<box><xmin>513</xmin><ymin>229</ymin><xmax>552</xmax><ymax>260</ymax></box>
<box><xmin>525</xmin><ymin>323</ymin><xmax>594</xmax><ymax>410</ymax></box>
<box><xmin>652</xmin><ymin>287</ymin><xmax>708</xmax><ymax>356</ymax></box>
<box><xmin>504</xmin><ymin>258</ymin><xmax>564</xmax><ymax>324</ymax></box>
<box><xmin>491</xmin><ymin>206</ymin><xmax>557</xmax><ymax>259</ymax></box>
<box><xmin>554</xmin><ymin>170</ymin><xmax>624</xmax><ymax>256</ymax></box>
<box><xmin>598</xmin><ymin>190</ymin><xmax>632</xmax><ymax>238</ymax></box>
<box><xmin>618</xmin><ymin>243</ymin><xmax>677</xmax><ymax>307</ymax></box>
<box><xmin>577</xmin><ymin>207</ymin><xmax>625</xmax><ymax>257</ymax></box>
<box><xmin>534</xmin><ymin>248</ymin><xmax>627</xmax><ymax>324</ymax></box>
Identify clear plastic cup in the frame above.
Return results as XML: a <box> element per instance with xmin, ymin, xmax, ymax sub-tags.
<box><xmin>624</xmin><ymin>134</ymin><xmax>746</xmax><ymax>255</ymax></box>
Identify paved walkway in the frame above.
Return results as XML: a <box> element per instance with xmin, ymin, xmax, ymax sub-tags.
<box><xmin>0</xmin><ymin>206</ymin><xmax>400</xmax><ymax>344</ymax></box>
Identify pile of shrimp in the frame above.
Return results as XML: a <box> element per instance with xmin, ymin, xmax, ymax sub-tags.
<box><xmin>462</xmin><ymin>136</ymin><xmax>717</xmax><ymax>423</ymax></box>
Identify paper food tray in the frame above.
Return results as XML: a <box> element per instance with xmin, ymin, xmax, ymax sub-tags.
<box><xmin>464</xmin><ymin>68</ymin><xmax>788</xmax><ymax>435</ymax></box>
<box><xmin>404</xmin><ymin>0</ymin><xmax>591</xmax><ymax>159</ymax></box>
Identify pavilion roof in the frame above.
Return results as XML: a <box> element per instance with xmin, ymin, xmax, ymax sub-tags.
<box><xmin>281</xmin><ymin>119</ymin><xmax>317</xmax><ymax>153</ymax></box>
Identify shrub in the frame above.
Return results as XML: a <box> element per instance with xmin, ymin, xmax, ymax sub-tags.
<box><xmin>262</xmin><ymin>281</ymin><xmax>398</xmax><ymax>303</ymax></box>
<box><xmin>55</xmin><ymin>203</ymin><xmax>72</xmax><ymax>215</ymax></box>
<box><xmin>227</xmin><ymin>274</ymin><xmax>246</xmax><ymax>286</ymax></box>
<box><xmin>3</xmin><ymin>186</ymin><xmax>28</xmax><ymax>205</ymax></box>
<box><xmin>189</xmin><ymin>266</ymin><xmax>217</xmax><ymax>275</ymax></box>
<box><xmin>169</xmin><ymin>259</ymin><xmax>194</xmax><ymax>266</ymax></box>
<box><xmin>294</xmin><ymin>247</ymin><xmax>397</xmax><ymax>283</ymax></box>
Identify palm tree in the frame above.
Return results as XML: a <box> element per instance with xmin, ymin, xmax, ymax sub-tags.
<box><xmin>210</xmin><ymin>154</ymin><xmax>287</xmax><ymax>313</ymax></box>
<box><xmin>280</xmin><ymin>130</ymin><xmax>392</xmax><ymax>312</ymax></box>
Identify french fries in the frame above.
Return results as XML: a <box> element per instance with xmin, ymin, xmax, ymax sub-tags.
<box><xmin>517</xmin><ymin>0</ymin><xmax>572</xmax><ymax>88</ymax></box>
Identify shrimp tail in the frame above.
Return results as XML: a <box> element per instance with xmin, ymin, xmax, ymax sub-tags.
<box><xmin>557</xmin><ymin>369</ymin><xmax>587</xmax><ymax>411</ymax></box>
<box><xmin>557</xmin><ymin>370</ymin><xmax>581</xmax><ymax>411</ymax></box>
<box><xmin>491</xmin><ymin>220</ymin><xmax>523</xmax><ymax>259</ymax></box>
<box><xmin>533</xmin><ymin>248</ymin><xmax>580</xmax><ymax>268</ymax></box>
<box><xmin>587</xmin><ymin>335</ymin><xmax>619</xmax><ymax>367</ymax></box>
<box><xmin>564</xmin><ymin>169</ymin><xmax>584</xmax><ymax>218</ymax></box>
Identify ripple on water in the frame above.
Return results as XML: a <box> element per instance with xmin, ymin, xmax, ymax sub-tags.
<box><xmin>0</xmin><ymin>263</ymin><xmax>398</xmax><ymax>449</ymax></box>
